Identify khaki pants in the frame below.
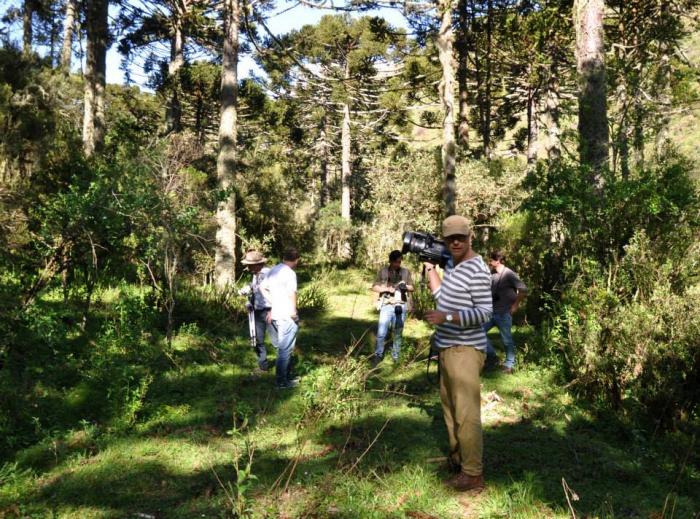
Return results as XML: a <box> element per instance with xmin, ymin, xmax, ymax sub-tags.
<box><xmin>439</xmin><ymin>345</ymin><xmax>486</xmax><ymax>476</ymax></box>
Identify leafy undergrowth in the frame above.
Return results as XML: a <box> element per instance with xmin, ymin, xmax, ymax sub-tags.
<box><xmin>1</xmin><ymin>268</ymin><xmax>698</xmax><ymax>518</ymax></box>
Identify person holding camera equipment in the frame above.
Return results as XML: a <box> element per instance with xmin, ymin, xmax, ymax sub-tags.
<box><xmin>239</xmin><ymin>250</ymin><xmax>272</xmax><ymax>373</ymax></box>
<box><xmin>371</xmin><ymin>250</ymin><xmax>414</xmax><ymax>366</ymax></box>
<box><xmin>260</xmin><ymin>247</ymin><xmax>301</xmax><ymax>389</ymax></box>
<box><xmin>420</xmin><ymin>215</ymin><xmax>492</xmax><ymax>493</ymax></box>
<box><xmin>483</xmin><ymin>250</ymin><xmax>528</xmax><ymax>374</ymax></box>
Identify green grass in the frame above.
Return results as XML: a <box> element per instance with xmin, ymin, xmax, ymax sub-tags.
<box><xmin>1</xmin><ymin>267</ymin><xmax>699</xmax><ymax>518</ymax></box>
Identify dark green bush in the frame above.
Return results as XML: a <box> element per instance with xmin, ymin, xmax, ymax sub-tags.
<box><xmin>548</xmin><ymin>236</ymin><xmax>700</xmax><ymax>428</ymax></box>
<box><xmin>513</xmin><ymin>154</ymin><xmax>700</xmax><ymax>429</ymax></box>
<box><xmin>518</xmin><ymin>154</ymin><xmax>699</xmax><ymax>294</ymax></box>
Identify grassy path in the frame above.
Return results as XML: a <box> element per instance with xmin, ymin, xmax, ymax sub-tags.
<box><xmin>1</xmin><ymin>268</ymin><xmax>698</xmax><ymax>518</ymax></box>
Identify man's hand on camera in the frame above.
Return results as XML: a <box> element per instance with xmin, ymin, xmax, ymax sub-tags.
<box><xmin>424</xmin><ymin>310</ymin><xmax>448</xmax><ymax>325</ymax></box>
<box><xmin>423</xmin><ymin>262</ymin><xmax>437</xmax><ymax>273</ymax></box>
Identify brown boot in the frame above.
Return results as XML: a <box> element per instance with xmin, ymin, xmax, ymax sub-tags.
<box><xmin>445</xmin><ymin>471</ymin><xmax>485</xmax><ymax>492</ymax></box>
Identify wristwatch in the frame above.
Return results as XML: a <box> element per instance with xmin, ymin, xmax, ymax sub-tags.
<box><xmin>445</xmin><ymin>313</ymin><xmax>453</xmax><ymax>323</ymax></box>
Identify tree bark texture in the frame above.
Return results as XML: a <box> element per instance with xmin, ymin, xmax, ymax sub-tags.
<box><xmin>167</xmin><ymin>12</ymin><xmax>185</xmax><ymax>134</ymax></box>
<box><xmin>23</xmin><ymin>0</ymin><xmax>33</xmax><ymax>54</ymax></box>
<box><xmin>437</xmin><ymin>0</ymin><xmax>457</xmax><ymax>216</ymax></box>
<box><xmin>543</xmin><ymin>60</ymin><xmax>561</xmax><ymax>161</ymax></box>
<box><xmin>527</xmin><ymin>85</ymin><xmax>539</xmax><ymax>166</ymax></box>
<box><xmin>215</xmin><ymin>0</ymin><xmax>240</xmax><ymax>288</ymax></box>
<box><xmin>82</xmin><ymin>0</ymin><xmax>108</xmax><ymax>157</ymax></box>
<box><xmin>319</xmin><ymin>111</ymin><xmax>329</xmax><ymax>208</ymax></box>
<box><xmin>341</xmin><ymin>63</ymin><xmax>352</xmax><ymax>222</ymax></box>
<box><xmin>483</xmin><ymin>0</ymin><xmax>493</xmax><ymax>158</ymax></box>
<box><xmin>60</xmin><ymin>0</ymin><xmax>77</xmax><ymax>71</ymax></box>
<box><xmin>456</xmin><ymin>0</ymin><xmax>470</xmax><ymax>148</ymax></box>
<box><xmin>575</xmin><ymin>0</ymin><xmax>609</xmax><ymax>181</ymax></box>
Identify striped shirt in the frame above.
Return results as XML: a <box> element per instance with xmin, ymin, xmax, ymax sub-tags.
<box><xmin>432</xmin><ymin>255</ymin><xmax>492</xmax><ymax>350</ymax></box>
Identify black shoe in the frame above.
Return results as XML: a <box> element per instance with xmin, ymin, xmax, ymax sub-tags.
<box><xmin>370</xmin><ymin>355</ymin><xmax>382</xmax><ymax>368</ymax></box>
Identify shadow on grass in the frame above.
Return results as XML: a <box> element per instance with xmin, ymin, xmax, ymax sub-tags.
<box><xmin>12</xmin><ymin>298</ymin><xmax>700</xmax><ymax>518</ymax></box>
<box><xmin>298</xmin><ymin>314</ymin><xmax>376</xmax><ymax>358</ymax></box>
<box><xmin>36</xmin><ymin>458</ymin><xmax>239</xmax><ymax>518</ymax></box>
<box><xmin>18</xmin><ymin>358</ymin><xmax>700</xmax><ymax>519</ymax></box>
<box><xmin>248</xmin><ymin>400</ymin><xmax>699</xmax><ymax>518</ymax></box>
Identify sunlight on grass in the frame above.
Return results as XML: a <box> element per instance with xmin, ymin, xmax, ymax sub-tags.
<box><xmin>4</xmin><ymin>268</ymin><xmax>699</xmax><ymax>518</ymax></box>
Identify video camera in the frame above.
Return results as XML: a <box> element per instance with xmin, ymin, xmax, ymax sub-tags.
<box><xmin>401</xmin><ymin>231</ymin><xmax>450</xmax><ymax>268</ymax></box>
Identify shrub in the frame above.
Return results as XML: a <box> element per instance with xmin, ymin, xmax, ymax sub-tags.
<box><xmin>490</xmin><ymin>153</ymin><xmax>700</xmax><ymax>320</ymax></box>
<box><xmin>312</xmin><ymin>201</ymin><xmax>359</xmax><ymax>264</ymax></box>
<box><xmin>298</xmin><ymin>281</ymin><xmax>329</xmax><ymax>316</ymax></box>
<box><xmin>85</xmin><ymin>285</ymin><xmax>161</xmax><ymax>429</ymax></box>
<box><xmin>299</xmin><ymin>354</ymin><xmax>368</xmax><ymax>424</ymax></box>
<box><xmin>547</xmin><ymin>231</ymin><xmax>700</xmax><ymax>429</ymax></box>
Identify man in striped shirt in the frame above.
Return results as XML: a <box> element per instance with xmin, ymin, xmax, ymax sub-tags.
<box><xmin>424</xmin><ymin>215</ymin><xmax>492</xmax><ymax>492</ymax></box>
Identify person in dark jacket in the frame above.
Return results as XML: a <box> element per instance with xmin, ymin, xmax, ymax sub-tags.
<box><xmin>482</xmin><ymin>250</ymin><xmax>528</xmax><ymax>374</ymax></box>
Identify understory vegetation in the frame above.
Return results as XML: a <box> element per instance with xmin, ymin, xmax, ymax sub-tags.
<box><xmin>1</xmin><ymin>269</ymin><xmax>698</xmax><ymax>518</ymax></box>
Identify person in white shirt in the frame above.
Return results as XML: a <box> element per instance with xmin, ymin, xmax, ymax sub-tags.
<box><xmin>240</xmin><ymin>250</ymin><xmax>272</xmax><ymax>371</ymax></box>
<box><xmin>261</xmin><ymin>247</ymin><xmax>301</xmax><ymax>389</ymax></box>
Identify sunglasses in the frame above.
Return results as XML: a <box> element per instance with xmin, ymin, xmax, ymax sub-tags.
<box><xmin>445</xmin><ymin>235</ymin><xmax>468</xmax><ymax>243</ymax></box>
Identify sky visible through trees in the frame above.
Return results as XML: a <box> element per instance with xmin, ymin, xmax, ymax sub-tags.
<box><xmin>1</xmin><ymin>0</ymin><xmax>408</xmax><ymax>87</ymax></box>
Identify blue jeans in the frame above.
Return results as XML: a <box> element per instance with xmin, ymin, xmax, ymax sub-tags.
<box><xmin>375</xmin><ymin>304</ymin><xmax>405</xmax><ymax>361</ymax></box>
<box><xmin>270</xmin><ymin>318</ymin><xmax>298</xmax><ymax>386</ymax></box>
<box><xmin>253</xmin><ymin>309</ymin><xmax>270</xmax><ymax>369</ymax></box>
<box><xmin>483</xmin><ymin>312</ymin><xmax>516</xmax><ymax>369</ymax></box>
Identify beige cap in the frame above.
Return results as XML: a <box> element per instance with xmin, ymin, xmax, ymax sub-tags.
<box><xmin>442</xmin><ymin>215</ymin><xmax>471</xmax><ymax>238</ymax></box>
<box><xmin>241</xmin><ymin>250</ymin><xmax>267</xmax><ymax>265</ymax></box>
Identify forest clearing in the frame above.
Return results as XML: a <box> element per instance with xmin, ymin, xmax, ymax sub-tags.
<box><xmin>1</xmin><ymin>0</ymin><xmax>700</xmax><ymax>517</ymax></box>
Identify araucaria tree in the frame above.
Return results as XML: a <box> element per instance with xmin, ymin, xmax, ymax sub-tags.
<box><xmin>83</xmin><ymin>0</ymin><xmax>109</xmax><ymax>157</ymax></box>
<box><xmin>215</xmin><ymin>0</ymin><xmax>240</xmax><ymax>287</ymax></box>
<box><xmin>574</xmin><ymin>0</ymin><xmax>609</xmax><ymax>181</ymax></box>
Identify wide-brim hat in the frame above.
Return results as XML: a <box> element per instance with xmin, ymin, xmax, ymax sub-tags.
<box><xmin>241</xmin><ymin>250</ymin><xmax>267</xmax><ymax>265</ymax></box>
<box><xmin>442</xmin><ymin>215</ymin><xmax>471</xmax><ymax>238</ymax></box>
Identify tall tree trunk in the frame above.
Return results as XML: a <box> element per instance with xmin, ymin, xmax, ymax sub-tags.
<box><xmin>619</xmin><ymin>121</ymin><xmax>630</xmax><ymax>179</ymax></box>
<box><xmin>575</xmin><ymin>0</ymin><xmax>609</xmax><ymax>183</ymax></box>
<box><xmin>543</xmin><ymin>60</ymin><xmax>561</xmax><ymax>161</ymax></box>
<box><xmin>166</xmin><ymin>18</ymin><xmax>185</xmax><ymax>133</ymax></box>
<box><xmin>319</xmin><ymin>111</ymin><xmax>329</xmax><ymax>208</ymax></box>
<box><xmin>654</xmin><ymin>21</ymin><xmax>672</xmax><ymax>158</ymax></box>
<box><xmin>616</xmin><ymin>81</ymin><xmax>630</xmax><ymax>178</ymax></box>
<box><xmin>340</xmin><ymin>63</ymin><xmax>353</xmax><ymax>223</ymax></box>
<box><xmin>482</xmin><ymin>0</ymin><xmax>493</xmax><ymax>158</ymax></box>
<box><xmin>470</xmin><ymin>0</ymin><xmax>485</xmax><ymax>155</ymax></box>
<box><xmin>60</xmin><ymin>0</ymin><xmax>77</xmax><ymax>71</ymax></box>
<box><xmin>195</xmin><ymin>96</ymin><xmax>205</xmax><ymax>143</ymax></box>
<box><xmin>632</xmin><ymin>98</ymin><xmax>644</xmax><ymax>169</ymax></box>
<box><xmin>23</xmin><ymin>0</ymin><xmax>33</xmax><ymax>54</ymax></box>
<box><xmin>49</xmin><ymin>12</ymin><xmax>60</xmax><ymax>65</ymax></box>
<box><xmin>215</xmin><ymin>0</ymin><xmax>240</xmax><ymax>288</ymax></box>
<box><xmin>437</xmin><ymin>0</ymin><xmax>457</xmax><ymax>216</ymax></box>
<box><xmin>82</xmin><ymin>0</ymin><xmax>108</xmax><ymax>157</ymax></box>
<box><xmin>456</xmin><ymin>0</ymin><xmax>470</xmax><ymax>148</ymax></box>
<box><xmin>526</xmin><ymin>84</ymin><xmax>539</xmax><ymax>166</ymax></box>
